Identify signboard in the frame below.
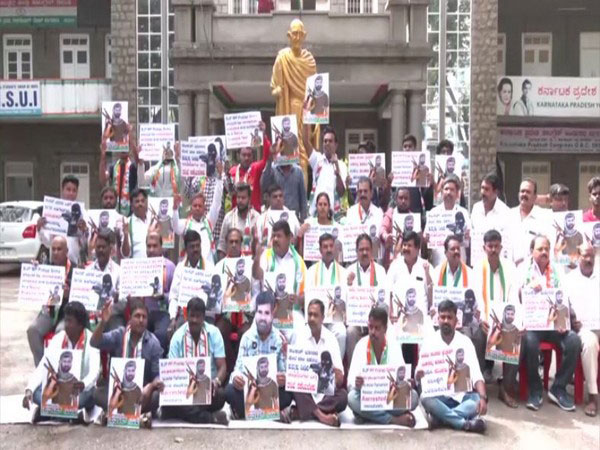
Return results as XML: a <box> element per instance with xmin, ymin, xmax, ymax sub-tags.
<box><xmin>0</xmin><ymin>80</ymin><xmax>41</xmax><ymax>116</ymax></box>
<box><xmin>138</xmin><ymin>124</ymin><xmax>175</xmax><ymax>162</ymax></box>
<box><xmin>498</xmin><ymin>127</ymin><xmax>600</xmax><ymax>154</ymax></box>
<box><xmin>0</xmin><ymin>0</ymin><xmax>77</xmax><ymax>27</ymax></box>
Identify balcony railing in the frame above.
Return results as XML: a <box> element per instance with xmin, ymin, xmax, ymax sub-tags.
<box><xmin>40</xmin><ymin>79</ymin><xmax>111</xmax><ymax>117</ymax></box>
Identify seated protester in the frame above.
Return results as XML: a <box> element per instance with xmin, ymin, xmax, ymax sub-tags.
<box><xmin>347</xmin><ymin>307</ymin><xmax>418</xmax><ymax>427</ymax></box>
<box><xmin>417</xmin><ymin>300</ymin><xmax>487</xmax><ymax>433</ymax></box>
<box><xmin>380</xmin><ymin>187</ymin><xmax>419</xmax><ymax>265</ymax></box>
<box><xmin>91</xmin><ymin>299</ymin><xmax>164</xmax><ymax>427</ymax></box>
<box><xmin>305</xmin><ymin>233</ymin><xmax>347</xmax><ymax>355</ymax></box>
<box><xmin>27</xmin><ymin>236</ymin><xmax>75</xmax><ymax>367</ymax></box>
<box><xmin>346</xmin><ymin>233</ymin><xmax>388</xmax><ymax>361</ymax></box>
<box><xmin>432</xmin><ymin>235</ymin><xmax>486</xmax><ymax>374</ymax></box>
<box><xmin>123</xmin><ymin>188</ymin><xmax>153</xmax><ymax>259</ymax></box>
<box><xmin>566</xmin><ymin>243</ymin><xmax>599</xmax><ymax>417</ymax></box>
<box><xmin>472</xmin><ymin>229</ymin><xmax>519</xmax><ymax>397</ymax></box>
<box><xmin>288</xmin><ymin>299</ymin><xmax>347</xmax><ymax>426</ymax></box>
<box><xmin>168</xmin><ymin>230</ymin><xmax>214</xmax><ymax>334</ymax></box>
<box><xmin>37</xmin><ymin>175</ymin><xmax>88</xmax><ymax>266</ymax></box>
<box><xmin>23</xmin><ymin>301</ymin><xmax>99</xmax><ymax>423</ymax></box>
<box><xmin>346</xmin><ymin>177</ymin><xmax>384</xmax><ymax>262</ymax></box>
<box><xmin>214</xmin><ymin>228</ymin><xmax>253</xmax><ymax>371</ymax></box>
<box><xmin>143</xmin><ymin>231</ymin><xmax>176</xmax><ymax>351</ymax></box>
<box><xmin>256</xmin><ymin>184</ymin><xmax>301</xmax><ymax>247</ymax></box>
<box><xmin>225</xmin><ymin>291</ymin><xmax>293</xmax><ymax>421</ymax></box>
<box><xmin>424</xmin><ymin>175</ymin><xmax>472</xmax><ymax>267</ymax></box>
<box><xmin>519</xmin><ymin>235</ymin><xmax>581</xmax><ymax>412</ymax></box>
<box><xmin>296</xmin><ymin>192</ymin><xmax>342</xmax><ymax>263</ymax></box>
<box><xmin>162</xmin><ymin>297</ymin><xmax>228</xmax><ymax>425</ymax></box>
<box><xmin>218</xmin><ymin>183</ymin><xmax>260</xmax><ymax>259</ymax></box>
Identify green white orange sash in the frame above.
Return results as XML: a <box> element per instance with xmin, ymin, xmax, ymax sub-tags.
<box><xmin>437</xmin><ymin>260</ymin><xmax>468</xmax><ymax>287</ymax></box>
<box><xmin>122</xmin><ymin>326</ymin><xmax>143</xmax><ymax>358</ymax></box>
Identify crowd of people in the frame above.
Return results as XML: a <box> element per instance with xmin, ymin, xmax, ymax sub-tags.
<box><xmin>21</xmin><ymin>109</ymin><xmax>600</xmax><ymax>432</ymax></box>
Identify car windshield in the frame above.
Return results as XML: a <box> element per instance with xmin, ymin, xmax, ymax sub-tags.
<box><xmin>0</xmin><ymin>206</ymin><xmax>32</xmax><ymax>223</ymax></box>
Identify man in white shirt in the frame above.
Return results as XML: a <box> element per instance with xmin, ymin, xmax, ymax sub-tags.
<box><xmin>347</xmin><ymin>307</ymin><xmax>417</xmax><ymax>427</ymax></box>
<box><xmin>508</xmin><ymin>178</ymin><xmax>552</xmax><ymax>267</ymax></box>
<box><xmin>288</xmin><ymin>299</ymin><xmax>347</xmax><ymax>426</ymax></box>
<box><xmin>256</xmin><ymin>184</ymin><xmax>301</xmax><ymax>247</ymax></box>
<box><xmin>471</xmin><ymin>173</ymin><xmax>510</xmax><ymax>234</ymax></box>
<box><xmin>23</xmin><ymin>301</ymin><xmax>100</xmax><ymax>423</ymax></box>
<box><xmin>218</xmin><ymin>183</ymin><xmax>260</xmax><ymax>258</ymax></box>
<box><xmin>565</xmin><ymin>243</ymin><xmax>599</xmax><ymax>417</ymax></box>
<box><xmin>125</xmin><ymin>189</ymin><xmax>153</xmax><ymax>259</ymax></box>
<box><xmin>424</xmin><ymin>175</ymin><xmax>471</xmax><ymax>267</ymax></box>
<box><xmin>306</xmin><ymin>233</ymin><xmax>347</xmax><ymax>356</ymax></box>
<box><xmin>346</xmin><ymin>233</ymin><xmax>388</xmax><ymax>361</ymax></box>
<box><xmin>347</xmin><ymin>177</ymin><xmax>384</xmax><ymax>262</ymax></box>
<box><xmin>302</xmin><ymin>123</ymin><xmax>347</xmax><ymax>218</ymax></box>
<box><xmin>520</xmin><ymin>235</ymin><xmax>580</xmax><ymax>412</ymax></box>
<box><xmin>418</xmin><ymin>300</ymin><xmax>487</xmax><ymax>433</ymax></box>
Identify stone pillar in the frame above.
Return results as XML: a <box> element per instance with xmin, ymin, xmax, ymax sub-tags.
<box><xmin>386</xmin><ymin>0</ymin><xmax>409</xmax><ymax>44</ymax></box>
<box><xmin>172</xmin><ymin>0</ymin><xmax>193</xmax><ymax>48</ymax></box>
<box><xmin>408</xmin><ymin>90</ymin><xmax>425</xmax><ymax>148</ymax></box>
<box><xmin>390</xmin><ymin>89</ymin><xmax>407</xmax><ymax>151</ymax></box>
<box><xmin>470</xmin><ymin>0</ymin><xmax>498</xmax><ymax>205</ymax></box>
<box><xmin>178</xmin><ymin>91</ymin><xmax>193</xmax><ymax>140</ymax></box>
<box><xmin>409</xmin><ymin>0</ymin><xmax>429</xmax><ymax>45</ymax></box>
<box><xmin>194</xmin><ymin>88</ymin><xmax>211</xmax><ymax>137</ymax></box>
<box><xmin>195</xmin><ymin>0</ymin><xmax>215</xmax><ymax>47</ymax></box>
<box><xmin>111</xmin><ymin>0</ymin><xmax>137</xmax><ymax>138</ymax></box>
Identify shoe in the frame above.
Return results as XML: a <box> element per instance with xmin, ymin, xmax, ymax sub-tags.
<box><xmin>212</xmin><ymin>410</ymin><xmax>229</xmax><ymax>426</ymax></box>
<box><xmin>464</xmin><ymin>418</ymin><xmax>487</xmax><ymax>434</ymax></box>
<box><xmin>548</xmin><ymin>387</ymin><xmax>575</xmax><ymax>412</ymax></box>
<box><xmin>526</xmin><ymin>393</ymin><xmax>543</xmax><ymax>411</ymax></box>
<box><xmin>140</xmin><ymin>412</ymin><xmax>153</xmax><ymax>429</ymax></box>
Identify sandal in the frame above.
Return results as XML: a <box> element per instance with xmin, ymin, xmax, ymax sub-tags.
<box><xmin>584</xmin><ymin>402</ymin><xmax>597</xmax><ymax>417</ymax></box>
<box><xmin>499</xmin><ymin>386</ymin><xmax>519</xmax><ymax>409</ymax></box>
<box><xmin>399</xmin><ymin>411</ymin><xmax>416</xmax><ymax>428</ymax></box>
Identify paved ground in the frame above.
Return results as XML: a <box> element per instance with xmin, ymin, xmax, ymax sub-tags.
<box><xmin>0</xmin><ymin>271</ymin><xmax>598</xmax><ymax>449</ymax></box>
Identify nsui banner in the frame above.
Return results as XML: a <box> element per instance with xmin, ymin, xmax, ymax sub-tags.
<box><xmin>0</xmin><ymin>81</ymin><xmax>41</xmax><ymax>116</ymax></box>
<box><xmin>496</xmin><ymin>76</ymin><xmax>600</xmax><ymax>118</ymax></box>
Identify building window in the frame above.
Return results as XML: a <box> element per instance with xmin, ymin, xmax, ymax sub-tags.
<box><xmin>60</xmin><ymin>162</ymin><xmax>90</xmax><ymax>205</ymax></box>
<box><xmin>60</xmin><ymin>34</ymin><xmax>90</xmax><ymax>79</ymax></box>
<box><xmin>345</xmin><ymin>129</ymin><xmax>378</xmax><ymax>156</ymax></box>
<box><xmin>229</xmin><ymin>0</ymin><xmax>258</xmax><ymax>14</ymax></box>
<box><xmin>105</xmin><ymin>34</ymin><xmax>112</xmax><ymax>79</ymax></box>
<box><xmin>497</xmin><ymin>33</ymin><xmax>506</xmax><ymax>75</ymax></box>
<box><xmin>580</xmin><ymin>32</ymin><xmax>600</xmax><ymax>77</ymax></box>
<box><xmin>346</xmin><ymin>0</ymin><xmax>376</xmax><ymax>14</ymax></box>
<box><xmin>3</xmin><ymin>34</ymin><xmax>32</xmax><ymax>80</ymax></box>
<box><xmin>521</xmin><ymin>161</ymin><xmax>550</xmax><ymax>200</ymax></box>
<box><xmin>4</xmin><ymin>162</ymin><xmax>34</xmax><ymax>201</ymax></box>
<box><xmin>522</xmin><ymin>32</ymin><xmax>552</xmax><ymax>76</ymax></box>
<box><xmin>579</xmin><ymin>162</ymin><xmax>600</xmax><ymax>209</ymax></box>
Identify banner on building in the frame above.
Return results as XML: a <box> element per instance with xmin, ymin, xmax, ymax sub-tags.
<box><xmin>498</xmin><ymin>127</ymin><xmax>600</xmax><ymax>154</ymax></box>
<box><xmin>0</xmin><ymin>0</ymin><xmax>78</xmax><ymax>27</ymax></box>
<box><xmin>0</xmin><ymin>80</ymin><xmax>41</xmax><ymax>116</ymax></box>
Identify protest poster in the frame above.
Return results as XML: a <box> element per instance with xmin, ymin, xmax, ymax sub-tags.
<box><xmin>69</xmin><ymin>268</ymin><xmax>116</xmax><ymax>311</ymax></box>
<box><xmin>584</xmin><ymin>221</ymin><xmax>600</xmax><ymax>248</ymax></box>
<box><xmin>18</xmin><ymin>263</ymin><xmax>65</xmax><ymax>307</ymax></box>
<box><xmin>242</xmin><ymin>354</ymin><xmax>280</xmax><ymax>421</ymax></box>
<box><xmin>340</xmin><ymin>223</ymin><xmax>367</xmax><ymax>263</ymax></box>
<box><xmin>522</xmin><ymin>287</ymin><xmax>570</xmax><ymax>331</ymax></box>
<box><xmin>303</xmin><ymin>224</ymin><xmax>336</xmax><ymax>262</ymax></box>
<box><xmin>264</xmin><ymin>271</ymin><xmax>296</xmax><ymax>330</ymax></box>
<box><xmin>303</xmin><ymin>73</ymin><xmax>330</xmax><ymax>125</ymax></box>
<box><xmin>360</xmin><ymin>364</ymin><xmax>412</xmax><ymax>411</ymax></box>
<box><xmin>485</xmin><ymin>302</ymin><xmax>523</xmax><ymax>365</ymax></box>
<box><xmin>224</xmin><ymin>111</ymin><xmax>262</xmax><ymax>149</ymax></box>
<box><xmin>257</xmin><ymin>209</ymin><xmax>299</xmax><ymax>247</ymax></box>
<box><xmin>434</xmin><ymin>154</ymin><xmax>464</xmax><ymax>186</ymax></box>
<box><xmin>348</xmin><ymin>153</ymin><xmax>386</xmax><ymax>189</ymax></box>
<box><xmin>188</xmin><ymin>135</ymin><xmax>228</xmax><ymax>163</ymax></box>
<box><xmin>271</xmin><ymin>114</ymin><xmax>300</xmax><ymax>166</ymax></box>
<box><xmin>392</xmin><ymin>212</ymin><xmax>421</xmax><ymax>242</ymax></box>
<box><xmin>138</xmin><ymin>123</ymin><xmax>175</xmax><ymax>161</ymax></box>
<box><xmin>222</xmin><ymin>257</ymin><xmax>253</xmax><ymax>313</ymax></box>
<box><xmin>180</xmin><ymin>141</ymin><xmax>206</xmax><ymax>178</ymax></box>
<box><xmin>567</xmin><ymin>277</ymin><xmax>600</xmax><ymax>331</ymax></box>
<box><xmin>285</xmin><ymin>345</ymin><xmax>319</xmax><ymax>394</ymax></box>
<box><xmin>87</xmin><ymin>208</ymin><xmax>121</xmax><ymax>235</ymax></box>
<box><xmin>42</xmin><ymin>196</ymin><xmax>86</xmax><ymax>237</ymax></box>
<box><xmin>424</xmin><ymin>208</ymin><xmax>469</xmax><ymax>249</ymax></box>
<box><xmin>107</xmin><ymin>358</ymin><xmax>145</xmax><ymax>429</ymax></box>
<box><xmin>552</xmin><ymin>210</ymin><xmax>584</xmax><ymax>268</ymax></box>
<box><xmin>418</xmin><ymin>346</ymin><xmax>454</xmax><ymax>398</ymax></box>
<box><xmin>101</xmin><ymin>101</ymin><xmax>129</xmax><ymax>153</ymax></box>
<box><xmin>432</xmin><ymin>286</ymin><xmax>483</xmax><ymax>329</ymax></box>
<box><xmin>149</xmin><ymin>197</ymin><xmax>174</xmax><ymax>249</ymax></box>
<box><xmin>178</xmin><ymin>267</ymin><xmax>223</xmax><ymax>314</ymax></box>
<box><xmin>120</xmin><ymin>257</ymin><xmax>164</xmax><ymax>299</ymax></box>
<box><xmin>391</xmin><ymin>284</ymin><xmax>427</xmax><ymax>344</ymax></box>
<box><xmin>305</xmin><ymin>284</ymin><xmax>346</xmax><ymax>325</ymax></box>
<box><xmin>391</xmin><ymin>151</ymin><xmax>431</xmax><ymax>188</ymax></box>
<box><xmin>346</xmin><ymin>286</ymin><xmax>383</xmax><ymax>327</ymax></box>
<box><xmin>40</xmin><ymin>348</ymin><xmax>83</xmax><ymax>419</ymax></box>
<box><xmin>159</xmin><ymin>357</ymin><xmax>212</xmax><ymax>406</ymax></box>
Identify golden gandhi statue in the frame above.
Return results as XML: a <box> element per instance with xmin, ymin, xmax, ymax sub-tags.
<box><xmin>271</xmin><ymin>19</ymin><xmax>319</xmax><ymax>189</ymax></box>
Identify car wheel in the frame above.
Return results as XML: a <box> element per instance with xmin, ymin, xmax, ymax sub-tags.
<box><xmin>37</xmin><ymin>246</ymin><xmax>50</xmax><ymax>264</ymax></box>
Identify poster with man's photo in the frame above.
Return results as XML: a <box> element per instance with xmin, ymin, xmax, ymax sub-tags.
<box><xmin>392</xmin><ymin>212</ymin><xmax>422</xmax><ymax>242</ymax></box>
<box><xmin>348</xmin><ymin>153</ymin><xmax>386</xmax><ymax>189</ymax></box>
<box><xmin>178</xmin><ymin>267</ymin><xmax>224</xmax><ymax>315</ymax></box>
<box><xmin>87</xmin><ymin>208</ymin><xmax>121</xmax><ymax>235</ymax></box>
<box><xmin>361</xmin><ymin>364</ymin><xmax>412</xmax><ymax>411</ymax></box>
<box><xmin>18</xmin><ymin>263</ymin><xmax>65</xmax><ymax>307</ymax></box>
<box><xmin>102</xmin><ymin>101</ymin><xmax>129</xmax><ymax>153</ymax></box>
<box><xmin>339</xmin><ymin>224</ymin><xmax>368</xmax><ymax>263</ymax></box>
<box><xmin>346</xmin><ymin>286</ymin><xmax>382</xmax><ymax>327</ymax></box>
<box><xmin>159</xmin><ymin>357</ymin><xmax>212</xmax><ymax>406</ymax></box>
<box><xmin>222</xmin><ymin>257</ymin><xmax>253</xmax><ymax>313</ymax></box>
<box><xmin>69</xmin><ymin>268</ymin><xmax>116</xmax><ymax>312</ymax></box>
<box><xmin>391</xmin><ymin>151</ymin><xmax>431</xmax><ymax>188</ymax></box>
<box><xmin>224</xmin><ymin>111</ymin><xmax>262</xmax><ymax>149</ymax></box>
<box><xmin>264</xmin><ymin>271</ymin><xmax>296</xmax><ymax>330</ymax></box>
<box><xmin>303</xmin><ymin>224</ymin><xmax>336</xmax><ymax>262</ymax></box>
<box><xmin>42</xmin><ymin>196</ymin><xmax>86</xmax><ymax>237</ymax></box>
<box><xmin>120</xmin><ymin>257</ymin><xmax>164</xmax><ymax>299</ymax></box>
<box><xmin>583</xmin><ymin>221</ymin><xmax>600</xmax><ymax>249</ymax></box>
<box><xmin>258</xmin><ymin>209</ymin><xmax>300</xmax><ymax>248</ymax></box>
<box><xmin>552</xmin><ymin>210</ymin><xmax>584</xmax><ymax>268</ymax></box>
<box><xmin>188</xmin><ymin>135</ymin><xmax>228</xmax><ymax>164</ymax></box>
<box><xmin>271</xmin><ymin>114</ymin><xmax>299</xmax><ymax>166</ymax></box>
<box><xmin>522</xmin><ymin>287</ymin><xmax>570</xmax><ymax>331</ymax></box>
<box><xmin>40</xmin><ymin>349</ymin><xmax>83</xmax><ymax>419</ymax></box>
<box><xmin>434</xmin><ymin>154</ymin><xmax>464</xmax><ymax>186</ymax></box>
<box><xmin>432</xmin><ymin>286</ymin><xmax>481</xmax><ymax>329</ymax></box>
<box><xmin>424</xmin><ymin>208</ymin><xmax>470</xmax><ymax>249</ymax></box>
<box><xmin>485</xmin><ymin>302</ymin><xmax>523</xmax><ymax>365</ymax></box>
<box><xmin>391</xmin><ymin>284</ymin><xmax>428</xmax><ymax>344</ymax></box>
<box><xmin>303</xmin><ymin>72</ymin><xmax>330</xmax><ymax>125</ymax></box>
<box><xmin>242</xmin><ymin>354</ymin><xmax>280</xmax><ymax>421</ymax></box>
<box><xmin>138</xmin><ymin>123</ymin><xmax>175</xmax><ymax>162</ymax></box>
<box><xmin>286</xmin><ymin>346</ymin><xmax>335</xmax><ymax>396</ymax></box>
<box><xmin>107</xmin><ymin>358</ymin><xmax>145</xmax><ymax>429</ymax></box>
<box><xmin>148</xmin><ymin>197</ymin><xmax>174</xmax><ymax>249</ymax></box>
<box><xmin>305</xmin><ymin>285</ymin><xmax>346</xmax><ymax>325</ymax></box>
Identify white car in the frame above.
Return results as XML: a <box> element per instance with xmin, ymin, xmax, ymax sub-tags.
<box><xmin>0</xmin><ymin>201</ymin><xmax>49</xmax><ymax>266</ymax></box>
